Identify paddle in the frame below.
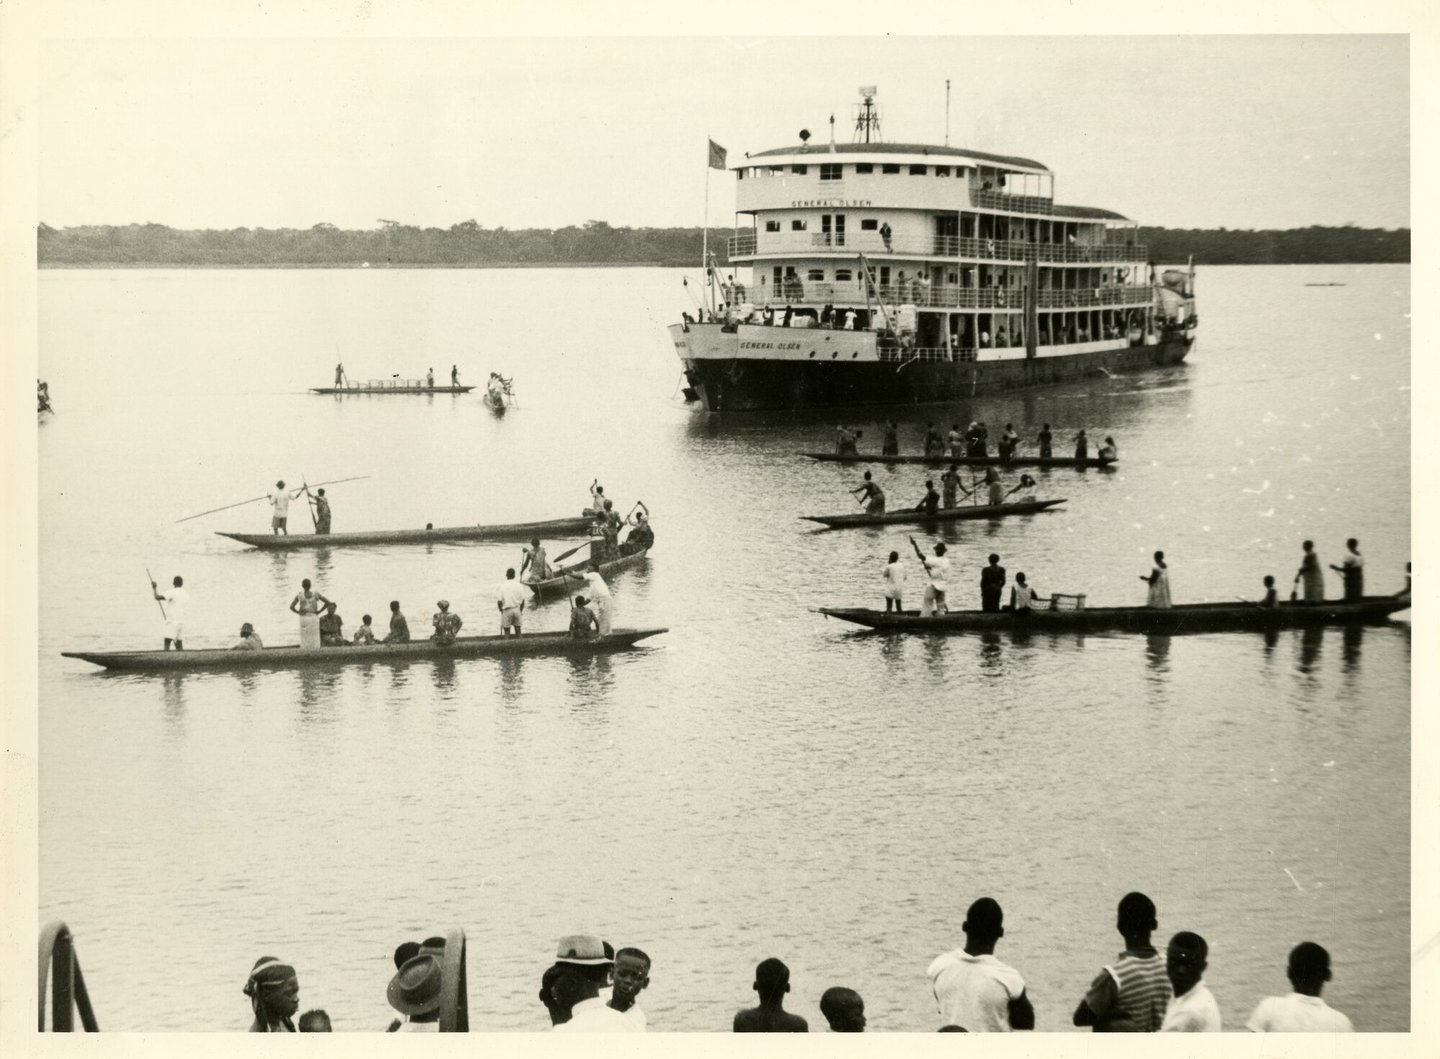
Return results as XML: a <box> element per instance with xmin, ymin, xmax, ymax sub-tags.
<box><xmin>300</xmin><ymin>477</ymin><xmax>319</xmax><ymax>532</ymax></box>
<box><xmin>552</xmin><ymin>539</ymin><xmax>592</xmax><ymax>566</ymax></box>
<box><xmin>146</xmin><ymin>567</ymin><xmax>166</xmax><ymax>620</ymax></box>
<box><xmin>175</xmin><ymin>475</ymin><xmax>371</xmax><ymax>523</ymax></box>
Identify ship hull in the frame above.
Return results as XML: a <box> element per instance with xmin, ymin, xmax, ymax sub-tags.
<box><xmin>673</xmin><ymin>327</ymin><xmax>1193</xmax><ymax>412</ymax></box>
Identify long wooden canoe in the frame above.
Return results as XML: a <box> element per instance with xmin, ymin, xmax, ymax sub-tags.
<box><xmin>818</xmin><ymin>596</ymin><xmax>1410</xmax><ymax>636</ymax></box>
<box><xmin>526</xmin><ymin>547</ymin><xmax>651</xmax><ymax>602</ymax></box>
<box><xmin>802</xmin><ymin>498</ymin><xmax>1065</xmax><ymax>529</ymax></box>
<box><xmin>801</xmin><ymin>452</ymin><xmax>1117</xmax><ymax>470</ymax></box>
<box><xmin>310</xmin><ymin>384</ymin><xmax>474</xmax><ymax>395</ymax></box>
<box><xmin>216</xmin><ymin>516</ymin><xmax>594</xmax><ymax>549</ymax></box>
<box><xmin>62</xmin><ymin>627</ymin><xmax>667</xmax><ymax>672</ymax></box>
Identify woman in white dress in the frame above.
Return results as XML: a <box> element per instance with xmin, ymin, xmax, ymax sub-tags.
<box><xmin>289</xmin><ymin>578</ymin><xmax>331</xmax><ymax>648</ymax></box>
<box><xmin>883</xmin><ymin>550</ymin><xmax>907</xmax><ymax>612</ymax></box>
<box><xmin>1141</xmin><ymin>551</ymin><xmax>1172</xmax><ymax>609</ymax></box>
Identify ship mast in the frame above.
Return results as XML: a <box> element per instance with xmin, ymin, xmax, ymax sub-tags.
<box><xmin>853</xmin><ymin>86</ymin><xmax>882</xmax><ymax>144</ymax></box>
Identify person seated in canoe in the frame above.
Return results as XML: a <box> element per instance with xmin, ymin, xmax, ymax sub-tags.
<box><xmin>319</xmin><ymin>601</ymin><xmax>346</xmax><ymax>646</ymax></box>
<box><xmin>914</xmin><ymin>479</ymin><xmax>941</xmax><ymax>516</ymax></box>
<box><xmin>1258</xmin><ymin>575</ymin><xmax>1279</xmax><ymax>608</ymax></box>
<box><xmin>851</xmin><ymin>471</ymin><xmax>886</xmax><ymax>515</ymax></box>
<box><xmin>620</xmin><ymin>505</ymin><xmax>653</xmax><ymax>555</ymax></box>
<box><xmin>383</xmin><ymin>599</ymin><xmax>410</xmax><ymax>643</ymax></box>
<box><xmin>1003</xmin><ymin>473</ymin><xmax>1038</xmax><ymax>502</ymax></box>
<box><xmin>353</xmin><ymin>614</ymin><xmax>379</xmax><ymax>644</ymax></box>
<box><xmin>521</xmin><ymin>537</ymin><xmax>552</xmax><ymax>583</ymax></box>
<box><xmin>431</xmin><ymin>600</ymin><xmax>463</xmax><ymax>646</ymax></box>
<box><xmin>1098</xmin><ymin>436</ymin><xmax>1118</xmax><ymax>462</ymax></box>
<box><xmin>230</xmin><ymin>622</ymin><xmax>264</xmax><ymax>650</ymax></box>
<box><xmin>587</xmin><ymin>479</ymin><xmax>606</xmax><ymax>516</ymax></box>
<box><xmin>569</xmin><ymin>595</ymin><xmax>599</xmax><ymax>640</ymax></box>
<box><xmin>593</xmin><ymin>501</ymin><xmax>622</xmax><ymax>562</ymax></box>
<box><xmin>1008</xmin><ymin>572</ymin><xmax>1045</xmax><ymax>614</ymax></box>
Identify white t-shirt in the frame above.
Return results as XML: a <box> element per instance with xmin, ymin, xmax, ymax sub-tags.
<box><xmin>1247</xmin><ymin>993</ymin><xmax>1353</xmax><ymax>1032</ymax></box>
<box><xmin>497</xmin><ymin>580</ymin><xmax>531</xmax><ymax>609</ymax></box>
<box><xmin>553</xmin><ymin>997</ymin><xmax>644</xmax><ymax>1033</ymax></box>
<box><xmin>584</xmin><ymin>571</ymin><xmax>612</xmax><ymax>602</ymax></box>
<box><xmin>270</xmin><ymin>490</ymin><xmax>291</xmax><ymax>517</ymax></box>
<box><xmin>883</xmin><ymin>562</ymin><xmax>907</xmax><ymax>599</ymax></box>
<box><xmin>162</xmin><ymin>586</ymin><xmax>189</xmax><ymax>623</ymax></box>
<box><xmin>923</xmin><ymin>555</ymin><xmax>950</xmax><ymax>591</ymax></box>
<box><xmin>927</xmin><ymin>950</ymin><xmax>1026</xmax><ymax>1032</ymax></box>
<box><xmin>397</xmin><ymin>1020</ymin><xmax>439</xmax><ymax>1031</ymax></box>
<box><xmin>1013</xmin><ymin>583</ymin><xmax>1036</xmax><ymax>610</ymax></box>
<box><xmin>1161</xmin><ymin>981</ymin><xmax>1223</xmax><ymax>1031</ymax></box>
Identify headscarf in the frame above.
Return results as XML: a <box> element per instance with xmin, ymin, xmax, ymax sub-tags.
<box><xmin>244</xmin><ymin>956</ymin><xmax>297</xmax><ymax>1032</ymax></box>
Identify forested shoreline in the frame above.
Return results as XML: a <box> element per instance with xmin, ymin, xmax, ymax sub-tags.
<box><xmin>37</xmin><ymin>220</ymin><xmax>1409</xmax><ymax>268</ymax></box>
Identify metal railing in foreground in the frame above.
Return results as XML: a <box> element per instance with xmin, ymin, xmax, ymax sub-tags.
<box><xmin>39</xmin><ymin>921</ymin><xmax>99</xmax><ymax>1031</ymax></box>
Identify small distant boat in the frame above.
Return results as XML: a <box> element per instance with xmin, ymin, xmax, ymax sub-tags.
<box><xmin>311</xmin><ymin>378</ymin><xmax>473</xmax><ymax>395</ymax></box>
<box><xmin>802</xmin><ymin>452</ymin><xmax>1116</xmax><ymax>470</ymax></box>
<box><xmin>527</xmin><ymin>546</ymin><xmax>651</xmax><ymax>602</ymax></box>
<box><xmin>1304</xmin><ymin>282</ymin><xmax>1347</xmax><ymax>287</ymax></box>
<box><xmin>817</xmin><ymin>595</ymin><xmax>1410</xmax><ymax>636</ymax></box>
<box><xmin>802</xmin><ymin>497</ymin><xmax>1065</xmax><ymax>529</ymax></box>
<box><xmin>215</xmin><ymin>515</ymin><xmax>594</xmax><ymax>550</ymax></box>
<box><xmin>483</xmin><ymin>373</ymin><xmax>515</xmax><ymax>411</ymax></box>
<box><xmin>62</xmin><ymin>627</ymin><xmax>668</xmax><ymax>672</ymax></box>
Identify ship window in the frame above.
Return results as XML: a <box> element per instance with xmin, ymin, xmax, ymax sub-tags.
<box><xmin>792</xmin><ymin>165</ymin><xmax>808</xmax><ymax>175</ymax></box>
<box><xmin>808</xmin><ymin>269</ymin><xmax>825</xmax><ymax>281</ymax></box>
<box><xmin>768</xmin><ymin>166</ymin><xmax>784</xmax><ymax>175</ymax></box>
<box><xmin>860</xmin><ymin>219</ymin><xmax>878</xmax><ymax>230</ymax></box>
<box><xmin>910</xmin><ymin>165</ymin><xmax>927</xmax><ymax>176</ymax></box>
<box><xmin>764</xmin><ymin>220</ymin><xmax>781</xmax><ymax>232</ymax></box>
<box><xmin>855</xmin><ymin>163</ymin><xmax>874</xmax><ymax>174</ymax></box>
<box><xmin>819</xmin><ymin>164</ymin><xmax>842</xmax><ymax>180</ymax></box>
<box><xmin>791</xmin><ymin>219</ymin><xmax>807</xmax><ymax>231</ymax></box>
<box><xmin>935</xmin><ymin>166</ymin><xmax>951</xmax><ymax>176</ymax></box>
<box><xmin>737</xmin><ymin>169</ymin><xmax>745</xmax><ymax>180</ymax></box>
<box><xmin>835</xmin><ymin>269</ymin><xmax>853</xmax><ymax>281</ymax></box>
<box><xmin>882</xmin><ymin>163</ymin><xmax>901</xmax><ymax>174</ymax></box>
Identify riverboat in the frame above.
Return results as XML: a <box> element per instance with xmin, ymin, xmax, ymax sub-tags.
<box><xmin>817</xmin><ymin>596</ymin><xmax>1409</xmax><ymax>636</ymax></box>
<box><xmin>669</xmin><ymin>89</ymin><xmax>1196</xmax><ymax>411</ymax></box>
<box><xmin>802</xmin><ymin>497</ymin><xmax>1064</xmax><ymax>529</ymax></box>
<box><xmin>62</xmin><ymin>628</ymin><xmax>668</xmax><ymax>672</ymax></box>
<box><xmin>311</xmin><ymin>379</ymin><xmax>474</xmax><ymax>395</ymax></box>
<box><xmin>801</xmin><ymin>452</ymin><xmax>1115</xmax><ymax>470</ymax></box>
<box><xmin>215</xmin><ymin>515</ymin><xmax>594</xmax><ymax>549</ymax></box>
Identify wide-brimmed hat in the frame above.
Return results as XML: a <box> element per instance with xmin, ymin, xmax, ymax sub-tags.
<box><xmin>387</xmin><ymin>954</ymin><xmax>443</xmax><ymax>1016</ymax></box>
<box><xmin>553</xmin><ymin>935</ymin><xmax>612</xmax><ymax>967</ymax></box>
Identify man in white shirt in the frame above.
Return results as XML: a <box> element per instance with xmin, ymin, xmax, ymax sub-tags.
<box><xmin>1160</xmin><ymin>931</ymin><xmax>1222</xmax><ymax>1031</ymax></box>
<box><xmin>496</xmin><ymin>568</ymin><xmax>532</xmax><ymax>635</ymax></box>
<box><xmin>915</xmin><ymin>540</ymin><xmax>950</xmax><ymax>616</ymax></box>
<box><xmin>603</xmin><ymin>947</ymin><xmax>651</xmax><ymax>1030</ymax></box>
<box><xmin>269</xmin><ymin>480</ymin><xmax>301</xmax><ymax>536</ymax></box>
<box><xmin>581</xmin><ymin>570</ymin><xmax>614</xmax><ymax>635</ymax></box>
<box><xmin>151</xmin><ymin>574</ymin><xmax>189</xmax><ymax>650</ymax></box>
<box><xmin>1247</xmin><ymin>941</ymin><xmax>1353</xmax><ymax>1032</ymax></box>
<box><xmin>927</xmin><ymin>897</ymin><xmax>1035</xmax><ymax>1032</ymax></box>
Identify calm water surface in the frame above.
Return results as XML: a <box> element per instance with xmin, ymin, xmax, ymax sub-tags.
<box><xmin>37</xmin><ymin>264</ymin><xmax>1411</xmax><ymax>1031</ymax></box>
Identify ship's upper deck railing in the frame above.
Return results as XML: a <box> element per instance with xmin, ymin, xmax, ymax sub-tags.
<box><xmin>727</xmin><ymin>231</ymin><xmax>1147</xmax><ymax>264</ymax></box>
<box><xmin>969</xmin><ymin>188</ymin><xmax>1056</xmax><ymax>214</ymax></box>
<box><xmin>745</xmin><ymin>281</ymin><xmax>1155</xmax><ymax>311</ymax></box>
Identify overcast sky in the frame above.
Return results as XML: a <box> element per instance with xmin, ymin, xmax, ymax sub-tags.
<box><xmin>31</xmin><ymin>29</ymin><xmax>1411</xmax><ymax>232</ymax></box>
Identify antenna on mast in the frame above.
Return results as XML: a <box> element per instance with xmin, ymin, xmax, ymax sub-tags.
<box><xmin>945</xmin><ymin>79</ymin><xmax>951</xmax><ymax>146</ymax></box>
<box><xmin>853</xmin><ymin>86</ymin><xmax>882</xmax><ymax>144</ymax></box>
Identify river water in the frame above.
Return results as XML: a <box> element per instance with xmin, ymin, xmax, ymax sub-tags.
<box><xmin>36</xmin><ymin>263</ymin><xmax>1411</xmax><ymax>1032</ymax></box>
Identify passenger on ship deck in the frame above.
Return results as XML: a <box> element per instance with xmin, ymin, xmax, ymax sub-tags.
<box><xmin>844</xmin><ymin>309</ymin><xmax>857</xmax><ymax>329</ymax></box>
<box><xmin>851</xmin><ymin>470</ymin><xmax>886</xmax><ymax>515</ymax></box>
<box><xmin>882</xmin><ymin>420</ymin><xmax>900</xmax><ymax>456</ymax></box>
<box><xmin>734</xmin><ymin>958</ymin><xmax>809</xmax><ymax>1033</ymax></box>
<box><xmin>1246</xmin><ymin>942</ymin><xmax>1353</xmax><ymax>1033</ymax></box>
<box><xmin>1258</xmin><ymin>576</ymin><xmax>1279</xmax><ymax>608</ymax></box>
<box><xmin>430</xmin><ymin>600</ymin><xmax>462</xmax><ymax>645</ymax></box>
<box><xmin>1072</xmin><ymin>891</ymin><xmax>1169</xmax><ymax>1032</ymax></box>
<box><xmin>318</xmin><ymin>601</ymin><xmax>346</xmax><ymax>646</ymax></box>
<box><xmin>1038</xmin><ymin>423</ymin><xmax>1054</xmax><ymax>459</ymax></box>
<box><xmin>820</xmin><ymin>987</ymin><xmax>866</xmax><ymax>1033</ymax></box>
<box><xmin>1141</xmin><ymin>551</ymin><xmax>1172</xmax><ymax>609</ymax></box>
<box><xmin>994</xmin><ymin>327</ymin><xmax>1008</xmax><ymax>348</ymax></box>
<box><xmin>1329</xmin><ymin>538</ymin><xmax>1364</xmax><ymax>600</ymax></box>
<box><xmin>1294</xmin><ymin>540</ymin><xmax>1324</xmax><ymax>602</ymax></box>
<box><xmin>820</xmin><ymin>303</ymin><xmax>834</xmax><ymax>327</ymax></box>
<box><xmin>230</xmin><ymin>622</ymin><xmax>264</xmax><ymax>650</ymax></box>
<box><xmin>244</xmin><ymin>956</ymin><xmax>301</xmax><ymax>1032</ymax></box>
<box><xmin>1159</xmin><ymin>932</ymin><xmax>1222</xmax><ymax>1032</ymax></box>
<box><xmin>914</xmin><ymin>479</ymin><xmax>941</xmax><ymax>517</ymax></box>
<box><xmin>569</xmin><ymin>595</ymin><xmax>600</xmax><ymax>640</ymax></box>
<box><xmin>879</xmin><ymin>221</ymin><xmax>893</xmax><ymax>251</ymax></box>
<box><xmin>521</xmin><ymin>538</ymin><xmax>551</xmax><ymax>583</ymax></box>
<box><xmin>387</xmin><ymin>954</ymin><xmax>443</xmax><ymax>1032</ymax></box>
<box><xmin>1099</xmin><ymin>436</ymin><xmax>1118</xmax><ymax>461</ymax></box>
<box><xmin>384</xmin><ymin>600</ymin><xmax>410</xmax><ymax>643</ymax></box>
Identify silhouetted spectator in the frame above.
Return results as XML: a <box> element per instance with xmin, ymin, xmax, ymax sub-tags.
<box><xmin>734</xmin><ymin>957</ymin><xmax>808</xmax><ymax>1032</ymax></box>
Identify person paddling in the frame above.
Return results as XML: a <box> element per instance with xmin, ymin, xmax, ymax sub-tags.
<box><xmin>911</xmin><ymin>538</ymin><xmax>950</xmax><ymax>616</ymax></box>
<box><xmin>914</xmin><ymin>479</ymin><xmax>941</xmax><ymax>516</ymax></box>
<box><xmin>851</xmin><ymin>471</ymin><xmax>886</xmax><ymax>515</ymax></box>
<box><xmin>151</xmin><ymin>574</ymin><xmax>189</xmax><ymax>650</ymax></box>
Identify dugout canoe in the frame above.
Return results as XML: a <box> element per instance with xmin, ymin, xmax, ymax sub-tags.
<box><xmin>817</xmin><ymin>596</ymin><xmax>1411</xmax><ymax>636</ymax></box>
<box><xmin>216</xmin><ymin>516</ymin><xmax>594</xmax><ymax>549</ymax></box>
<box><xmin>800</xmin><ymin>452</ymin><xmax>1117</xmax><ymax>470</ymax></box>
<box><xmin>802</xmin><ymin>498</ymin><xmax>1065</xmax><ymax>529</ymax></box>
<box><xmin>527</xmin><ymin>547</ymin><xmax>651</xmax><ymax>602</ymax></box>
<box><xmin>62</xmin><ymin>627</ymin><xmax>668</xmax><ymax>672</ymax></box>
<box><xmin>310</xmin><ymin>384</ymin><xmax>474</xmax><ymax>395</ymax></box>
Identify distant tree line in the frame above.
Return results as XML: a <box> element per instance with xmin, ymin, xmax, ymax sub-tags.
<box><xmin>36</xmin><ymin>219</ymin><xmax>1409</xmax><ymax>267</ymax></box>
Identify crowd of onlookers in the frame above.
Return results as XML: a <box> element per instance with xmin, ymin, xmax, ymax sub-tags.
<box><xmin>240</xmin><ymin>892</ymin><xmax>1353</xmax><ymax>1033</ymax></box>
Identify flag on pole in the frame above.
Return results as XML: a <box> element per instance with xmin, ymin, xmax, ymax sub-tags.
<box><xmin>707</xmin><ymin>139</ymin><xmax>727</xmax><ymax>170</ymax></box>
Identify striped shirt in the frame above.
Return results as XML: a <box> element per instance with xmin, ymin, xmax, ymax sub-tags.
<box><xmin>1084</xmin><ymin>947</ymin><xmax>1171</xmax><ymax>1032</ymax></box>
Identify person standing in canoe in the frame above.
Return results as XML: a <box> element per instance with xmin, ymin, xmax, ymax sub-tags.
<box><xmin>582</xmin><ymin>570</ymin><xmax>615</xmax><ymax>635</ymax></box>
<box><xmin>597</xmin><ymin>501</ymin><xmax>622</xmax><ymax>562</ymax></box>
<box><xmin>980</xmin><ymin>554</ymin><xmax>1007</xmax><ymax>612</ymax></box>
<box><xmin>923</xmin><ymin>421</ymin><xmax>945</xmax><ymax>458</ymax></box>
<box><xmin>290</xmin><ymin>578</ymin><xmax>332</xmax><ymax>648</ymax></box>
<box><xmin>982</xmin><ymin>467</ymin><xmax>1005</xmax><ymax>506</ymax></box>
<box><xmin>334</xmin><ymin>362</ymin><xmax>346</xmax><ymax>387</ymax></box>
<box><xmin>1294</xmin><ymin>540</ymin><xmax>1324</xmax><ymax>602</ymax></box>
<box><xmin>940</xmin><ymin>463</ymin><xmax>971</xmax><ymax>509</ymax></box>
<box><xmin>451</xmin><ymin>364</ymin><xmax>460</xmax><ymax>387</ymax></box>
<box><xmin>913</xmin><ymin>539</ymin><xmax>950</xmax><ymax>616</ymax></box>
<box><xmin>498</xmin><ymin>568</ymin><xmax>532</xmax><ymax>635</ymax></box>
<box><xmin>948</xmin><ymin>423</ymin><xmax>966</xmax><ymax>458</ymax></box>
<box><xmin>521</xmin><ymin>538</ymin><xmax>552</xmax><ymax>584</ymax></box>
<box><xmin>999</xmin><ymin>423</ymin><xmax>1020</xmax><ymax>462</ymax></box>
<box><xmin>1038</xmin><ymin>423</ymin><xmax>1054</xmax><ymax>459</ymax></box>
<box><xmin>883</xmin><ymin>551</ymin><xmax>907</xmax><ymax>613</ymax></box>
<box><xmin>1141</xmin><ymin>551</ymin><xmax>1171</xmax><ymax>609</ymax></box>
<box><xmin>151</xmin><ymin>574</ymin><xmax>189</xmax><ymax>650</ymax></box>
<box><xmin>426</xmin><ymin>367</ymin><xmax>435</xmax><ymax>388</ymax></box>
<box><xmin>269</xmin><ymin>480</ymin><xmax>303</xmax><ymax>536</ymax></box>
<box><xmin>882</xmin><ymin>420</ymin><xmax>900</xmax><ymax>456</ymax></box>
<box><xmin>1329</xmin><ymin>538</ymin><xmax>1363</xmax><ymax>600</ymax></box>
<box><xmin>312</xmin><ymin>488</ymin><xmax>332</xmax><ymax>535</ymax></box>
<box><xmin>1074</xmin><ymin>429</ymin><xmax>1090</xmax><ymax>463</ymax></box>
<box><xmin>914</xmin><ymin>479</ymin><xmax>941</xmax><ymax>516</ymax></box>
<box><xmin>851</xmin><ymin>471</ymin><xmax>886</xmax><ymax>515</ymax></box>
